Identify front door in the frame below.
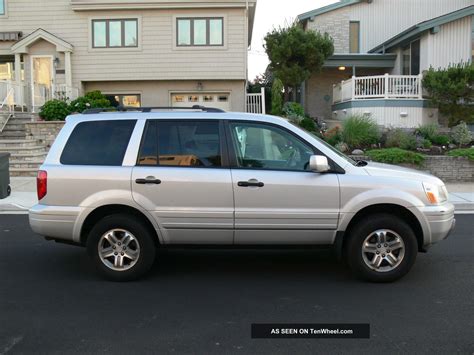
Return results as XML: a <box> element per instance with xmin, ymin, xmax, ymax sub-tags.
<box><xmin>31</xmin><ymin>56</ymin><xmax>53</xmax><ymax>109</ymax></box>
<box><xmin>132</xmin><ymin>119</ymin><xmax>234</xmax><ymax>244</ymax></box>
<box><xmin>227</xmin><ymin>121</ymin><xmax>340</xmax><ymax>244</ymax></box>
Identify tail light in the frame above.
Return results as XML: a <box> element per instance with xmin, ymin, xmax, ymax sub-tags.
<box><xmin>37</xmin><ymin>170</ymin><xmax>47</xmax><ymax>200</ymax></box>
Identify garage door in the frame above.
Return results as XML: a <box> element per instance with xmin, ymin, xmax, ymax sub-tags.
<box><xmin>171</xmin><ymin>93</ymin><xmax>231</xmax><ymax>111</ymax></box>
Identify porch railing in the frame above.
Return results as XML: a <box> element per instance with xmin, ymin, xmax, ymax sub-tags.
<box><xmin>333</xmin><ymin>74</ymin><xmax>423</xmax><ymax>103</ymax></box>
<box><xmin>0</xmin><ymin>80</ymin><xmax>27</xmax><ymax>112</ymax></box>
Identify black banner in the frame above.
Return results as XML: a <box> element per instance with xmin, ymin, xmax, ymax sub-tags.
<box><xmin>251</xmin><ymin>323</ymin><xmax>370</xmax><ymax>339</ymax></box>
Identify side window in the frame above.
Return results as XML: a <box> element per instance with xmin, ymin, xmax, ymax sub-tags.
<box><xmin>229</xmin><ymin>122</ymin><xmax>314</xmax><ymax>171</ymax></box>
<box><xmin>61</xmin><ymin>120</ymin><xmax>136</xmax><ymax>166</ymax></box>
<box><xmin>137</xmin><ymin>120</ymin><xmax>222</xmax><ymax>168</ymax></box>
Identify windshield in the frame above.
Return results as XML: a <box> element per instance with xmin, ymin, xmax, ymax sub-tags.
<box><xmin>289</xmin><ymin>122</ymin><xmax>358</xmax><ymax>166</ymax></box>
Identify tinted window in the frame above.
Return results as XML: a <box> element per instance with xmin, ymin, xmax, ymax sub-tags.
<box><xmin>61</xmin><ymin>120</ymin><xmax>136</xmax><ymax>166</ymax></box>
<box><xmin>137</xmin><ymin>121</ymin><xmax>158</xmax><ymax>166</ymax></box>
<box><xmin>138</xmin><ymin>120</ymin><xmax>221</xmax><ymax>167</ymax></box>
<box><xmin>229</xmin><ymin>122</ymin><xmax>314</xmax><ymax>171</ymax></box>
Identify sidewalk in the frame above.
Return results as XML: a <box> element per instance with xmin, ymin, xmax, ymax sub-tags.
<box><xmin>1</xmin><ymin>177</ymin><xmax>473</xmax><ymax>213</ymax></box>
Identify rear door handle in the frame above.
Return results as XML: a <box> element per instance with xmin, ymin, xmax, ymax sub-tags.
<box><xmin>135</xmin><ymin>177</ymin><xmax>162</xmax><ymax>185</ymax></box>
<box><xmin>237</xmin><ymin>181</ymin><xmax>264</xmax><ymax>187</ymax></box>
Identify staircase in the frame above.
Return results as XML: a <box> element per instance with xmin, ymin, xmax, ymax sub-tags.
<box><xmin>0</xmin><ymin>112</ymin><xmax>47</xmax><ymax>177</ymax></box>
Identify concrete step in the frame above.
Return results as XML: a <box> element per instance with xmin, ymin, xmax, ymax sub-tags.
<box><xmin>9</xmin><ymin>167</ymin><xmax>38</xmax><ymax>177</ymax></box>
<box><xmin>0</xmin><ymin>139</ymin><xmax>38</xmax><ymax>148</ymax></box>
<box><xmin>9</xmin><ymin>160</ymin><xmax>44</xmax><ymax>169</ymax></box>
<box><xmin>0</xmin><ymin>145</ymin><xmax>46</xmax><ymax>153</ymax></box>
<box><xmin>3</xmin><ymin>123</ymin><xmax>27</xmax><ymax>130</ymax></box>
<box><xmin>9</xmin><ymin>151</ymin><xmax>47</xmax><ymax>161</ymax></box>
<box><xmin>0</xmin><ymin>131</ymin><xmax>27</xmax><ymax>139</ymax></box>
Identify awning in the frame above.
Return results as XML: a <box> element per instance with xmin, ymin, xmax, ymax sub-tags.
<box><xmin>324</xmin><ymin>53</ymin><xmax>397</xmax><ymax>68</ymax></box>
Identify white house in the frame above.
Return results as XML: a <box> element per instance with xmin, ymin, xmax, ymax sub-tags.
<box><xmin>298</xmin><ymin>0</ymin><xmax>473</xmax><ymax>128</ymax></box>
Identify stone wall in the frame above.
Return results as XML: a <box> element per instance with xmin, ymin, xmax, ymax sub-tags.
<box><xmin>351</xmin><ymin>155</ymin><xmax>474</xmax><ymax>182</ymax></box>
<box><xmin>25</xmin><ymin>121</ymin><xmax>65</xmax><ymax>149</ymax></box>
<box><xmin>306</xmin><ymin>7</ymin><xmax>350</xmax><ymax>53</ymax></box>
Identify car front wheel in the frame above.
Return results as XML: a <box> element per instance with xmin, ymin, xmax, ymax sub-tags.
<box><xmin>345</xmin><ymin>214</ymin><xmax>418</xmax><ymax>282</ymax></box>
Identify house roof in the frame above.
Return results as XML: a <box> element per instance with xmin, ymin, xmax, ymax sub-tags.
<box><xmin>11</xmin><ymin>28</ymin><xmax>73</xmax><ymax>53</ymax></box>
<box><xmin>324</xmin><ymin>53</ymin><xmax>396</xmax><ymax>68</ymax></box>
<box><xmin>297</xmin><ymin>0</ymin><xmax>362</xmax><ymax>22</ymax></box>
<box><xmin>370</xmin><ymin>5</ymin><xmax>474</xmax><ymax>53</ymax></box>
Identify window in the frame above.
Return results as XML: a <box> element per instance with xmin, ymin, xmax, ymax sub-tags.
<box><xmin>137</xmin><ymin>120</ymin><xmax>222</xmax><ymax>167</ymax></box>
<box><xmin>229</xmin><ymin>122</ymin><xmax>314</xmax><ymax>171</ymax></box>
<box><xmin>61</xmin><ymin>120</ymin><xmax>136</xmax><ymax>165</ymax></box>
<box><xmin>0</xmin><ymin>0</ymin><xmax>5</xmax><ymax>15</ymax></box>
<box><xmin>349</xmin><ymin>21</ymin><xmax>360</xmax><ymax>53</ymax></box>
<box><xmin>402</xmin><ymin>45</ymin><xmax>410</xmax><ymax>75</ymax></box>
<box><xmin>106</xmin><ymin>94</ymin><xmax>141</xmax><ymax>108</ymax></box>
<box><xmin>177</xmin><ymin>18</ymin><xmax>223</xmax><ymax>46</ymax></box>
<box><xmin>92</xmin><ymin>19</ymin><xmax>138</xmax><ymax>48</ymax></box>
<box><xmin>410</xmin><ymin>39</ymin><xmax>420</xmax><ymax>75</ymax></box>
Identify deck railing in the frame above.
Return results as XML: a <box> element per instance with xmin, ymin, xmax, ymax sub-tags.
<box><xmin>333</xmin><ymin>74</ymin><xmax>423</xmax><ymax>103</ymax></box>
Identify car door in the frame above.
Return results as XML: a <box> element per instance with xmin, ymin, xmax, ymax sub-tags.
<box><xmin>227</xmin><ymin>120</ymin><xmax>340</xmax><ymax>244</ymax></box>
<box><xmin>132</xmin><ymin>119</ymin><xmax>234</xmax><ymax>244</ymax></box>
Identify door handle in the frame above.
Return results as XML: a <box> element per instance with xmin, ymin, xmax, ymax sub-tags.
<box><xmin>135</xmin><ymin>177</ymin><xmax>161</xmax><ymax>185</ymax></box>
<box><xmin>237</xmin><ymin>181</ymin><xmax>264</xmax><ymax>187</ymax></box>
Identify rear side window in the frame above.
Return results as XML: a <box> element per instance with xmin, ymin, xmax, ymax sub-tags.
<box><xmin>61</xmin><ymin>120</ymin><xmax>136</xmax><ymax>166</ymax></box>
<box><xmin>137</xmin><ymin>120</ymin><xmax>222</xmax><ymax>167</ymax></box>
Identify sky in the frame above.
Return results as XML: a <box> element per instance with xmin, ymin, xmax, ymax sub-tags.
<box><xmin>248</xmin><ymin>0</ymin><xmax>338</xmax><ymax>80</ymax></box>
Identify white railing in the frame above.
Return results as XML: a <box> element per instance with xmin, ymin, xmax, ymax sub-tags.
<box><xmin>333</xmin><ymin>74</ymin><xmax>423</xmax><ymax>103</ymax></box>
<box><xmin>54</xmin><ymin>84</ymin><xmax>79</xmax><ymax>101</ymax></box>
<box><xmin>246</xmin><ymin>87</ymin><xmax>266</xmax><ymax>114</ymax></box>
<box><xmin>0</xmin><ymin>80</ymin><xmax>27</xmax><ymax>111</ymax></box>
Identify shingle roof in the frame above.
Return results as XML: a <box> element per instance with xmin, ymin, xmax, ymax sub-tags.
<box><xmin>297</xmin><ymin>0</ymin><xmax>362</xmax><ymax>22</ymax></box>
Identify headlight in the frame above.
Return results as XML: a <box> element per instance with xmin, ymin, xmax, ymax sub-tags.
<box><xmin>423</xmin><ymin>182</ymin><xmax>448</xmax><ymax>205</ymax></box>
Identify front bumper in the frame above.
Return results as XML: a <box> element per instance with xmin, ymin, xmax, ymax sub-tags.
<box><xmin>418</xmin><ymin>202</ymin><xmax>455</xmax><ymax>247</ymax></box>
<box><xmin>29</xmin><ymin>204</ymin><xmax>82</xmax><ymax>242</ymax></box>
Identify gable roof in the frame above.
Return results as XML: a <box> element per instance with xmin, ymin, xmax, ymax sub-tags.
<box><xmin>370</xmin><ymin>5</ymin><xmax>474</xmax><ymax>53</ymax></box>
<box><xmin>297</xmin><ymin>0</ymin><xmax>362</xmax><ymax>22</ymax></box>
<box><xmin>11</xmin><ymin>28</ymin><xmax>73</xmax><ymax>53</ymax></box>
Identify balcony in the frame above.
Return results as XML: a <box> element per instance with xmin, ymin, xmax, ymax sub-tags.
<box><xmin>333</xmin><ymin>74</ymin><xmax>423</xmax><ymax>104</ymax></box>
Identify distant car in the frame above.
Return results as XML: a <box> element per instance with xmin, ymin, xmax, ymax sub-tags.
<box><xmin>29</xmin><ymin>107</ymin><xmax>455</xmax><ymax>282</ymax></box>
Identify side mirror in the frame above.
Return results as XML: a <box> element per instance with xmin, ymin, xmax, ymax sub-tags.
<box><xmin>309</xmin><ymin>155</ymin><xmax>330</xmax><ymax>173</ymax></box>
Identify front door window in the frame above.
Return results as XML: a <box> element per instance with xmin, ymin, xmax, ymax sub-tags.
<box><xmin>32</xmin><ymin>56</ymin><xmax>53</xmax><ymax>108</ymax></box>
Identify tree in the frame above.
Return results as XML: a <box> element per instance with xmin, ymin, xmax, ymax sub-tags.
<box><xmin>271</xmin><ymin>78</ymin><xmax>284</xmax><ymax>116</ymax></box>
<box><xmin>264</xmin><ymin>23</ymin><xmax>334</xmax><ymax>102</ymax></box>
<box><xmin>422</xmin><ymin>62</ymin><xmax>474</xmax><ymax>126</ymax></box>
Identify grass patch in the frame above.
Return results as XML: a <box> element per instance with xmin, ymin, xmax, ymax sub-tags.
<box><xmin>447</xmin><ymin>148</ymin><xmax>474</xmax><ymax>160</ymax></box>
<box><xmin>366</xmin><ymin>148</ymin><xmax>425</xmax><ymax>166</ymax></box>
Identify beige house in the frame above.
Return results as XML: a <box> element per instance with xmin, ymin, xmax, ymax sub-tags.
<box><xmin>0</xmin><ymin>0</ymin><xmax>257</xmax><ymax>112</ymax></box>
<box><xmin>298</xmin><ymin>0</ymin><xmax>473</xmax><ymax>128</ymax></box>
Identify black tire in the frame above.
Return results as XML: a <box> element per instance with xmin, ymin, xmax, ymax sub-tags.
<box><xmin>86</xmin><ymin>214</ymin><xmax>156</xmax><ymax>281</ymax></box>
<box><xmin>344</xmin><ymin>214</ymin><xmax>418</xmax><ymax>283</ymax></box>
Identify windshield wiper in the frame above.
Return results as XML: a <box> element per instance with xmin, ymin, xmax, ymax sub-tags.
<box><xmin>355</xmin><ymin>160</ymin><xmax>368</xmax><ymax>167</ymax></box>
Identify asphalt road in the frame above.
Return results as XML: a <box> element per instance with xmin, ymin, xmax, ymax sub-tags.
<box><xmin>0</xmin><ymin>215</ymin><xmax>473</xmax><ymax>355</ymax></box>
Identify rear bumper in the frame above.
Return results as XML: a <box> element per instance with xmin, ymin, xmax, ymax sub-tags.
<box><xmin>29</xmin><ymin>204</ymin><xmax>82</xmax><ymax>242</ymax></box>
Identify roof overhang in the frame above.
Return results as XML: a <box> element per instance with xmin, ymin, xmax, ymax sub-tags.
<box><xmin>11</xmin><ymin>28</ymin><xmax>73</xmax><ymax>54</ymax></box>
<box><xmin>370</xmin><ymin>5</ymin><xmax>474</xmax><ymax>53</ymax></box>
<box><xmin>324</xmin><ymin>53</ymin><xmax>397</xmax><ymax>68</ymax></box>
<box><xmin>298</xmin><ymin>0</ymin><xmax>362</xmax><ymax>23</ymax></box>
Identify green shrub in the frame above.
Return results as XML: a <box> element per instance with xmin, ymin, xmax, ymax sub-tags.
<box><xmin>417</xmin><ymin>123</ymin><xmax>439</xmax><ymax>141</ymax></box>
<box><xmin>447</xmin><ymin>148</ymin><xmax>474</xmax><ymax>160</ymax></box>
<box><xmin>39</xmin><ymin>99</ymin><xmax>71</xmax><ymax>121</ymax></box>
<box><xmin>431</xmin><ymin>134</ymin><xmax>450</xmax><ymax>146</ymax></box>
<box><xmin>422</xmin><ymin>139</ymin><xmax>432</xmax><ymax>149</ymax></box>
<box><xmin>271</xmin><ymin>78</ymin><xmax>284</xmax><ymax>116</ymax></box>
<box><xmin>385</xmin><ymin>128</ymin><xmax>417</xmax><ymax>150</ymax></box>
<box><xmin>69</xmin><ymin>90</ymin><xmax>112</xmax><ymax>113</ymax></box>
<box><xmin>366</xmin><ymin>148</ymin><xmax>425</xmax><ymax>166</ymax></box>
<box><xmin>450</xmin><ymin>121</ymin><xmax>472</xmax><ymax>146</ymax></box>
<box><xmin>323</xmin><ymin>126</ymin><xmax>342</xmax><ymax>146</ymax></box>
<box><xmin>342</xmin><ymin>115</ymin><xmax>380</xmax><ymax>149</ymax></box>
<box><xmin>298</xmin><ymin>117</ymin><xmax>317</xmax><ymax>132</ymax></box>
<box><xmin>283</xmin><ymin>102</ymin><xmax>305</xmax><ymax>118</ymax></box>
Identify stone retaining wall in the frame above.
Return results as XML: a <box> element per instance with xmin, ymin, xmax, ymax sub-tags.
<box><xmin>25</xmin><ymin>121</ymin><xmax>65</xmax><ymax>148</ymax></box>
<box><xmin>351</xmin><ymin>155</ymin><xmax>474</xmax><ymax>182</ymax></box>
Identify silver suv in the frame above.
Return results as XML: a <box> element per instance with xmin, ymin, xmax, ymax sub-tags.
<box><xmin>29</xmin><ymin>107</ymin><xmax>455</xmax><ymax>282</ymax></box>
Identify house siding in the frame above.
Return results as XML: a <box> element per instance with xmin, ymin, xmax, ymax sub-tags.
<box><xmin>306</xmin><ymin>0</ymin><xmax>472</xmax><ymax>53</ymax></box>
<box><xmin>0</xmin><ymin>0</ymin><xmax>248</xmax><ymax>90</ymax></box>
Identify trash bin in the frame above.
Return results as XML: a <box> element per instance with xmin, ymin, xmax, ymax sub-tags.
<box><xmin>0</xmin><ymin>152</ymin><xmax>11</xmax><ymax>199</ymax></box>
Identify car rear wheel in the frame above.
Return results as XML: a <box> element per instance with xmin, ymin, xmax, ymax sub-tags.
<box><xmin>345</xmin><ymin>214</ymin><xmax>418</xmax><ymax>282</ymax></box>
<box><xmin>87</xmin><ymin>214</ymin><xmax>156</xmax><ymax>281</ymax></box>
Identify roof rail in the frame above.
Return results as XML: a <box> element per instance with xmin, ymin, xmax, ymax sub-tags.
<box><xmin>82</xmin><ymin>105</ymin><xmax>225</xmax><ymax>114</ymax></box>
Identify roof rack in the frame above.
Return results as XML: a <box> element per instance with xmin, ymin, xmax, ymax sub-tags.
<box><xmin>82</xmin><ymin>105</ymin><xmax>225</xmax><ymax>114</ymax></box>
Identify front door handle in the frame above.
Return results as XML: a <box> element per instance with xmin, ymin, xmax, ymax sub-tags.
<box><xmin>135</xmin><ymin>177</ymin><xmax>161</xmax><ymax>185</ymax></box>
<box><xmin>237</xmin><ymin>180</ymin><xmax>264</xmax><ymax>187</ymax></box>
